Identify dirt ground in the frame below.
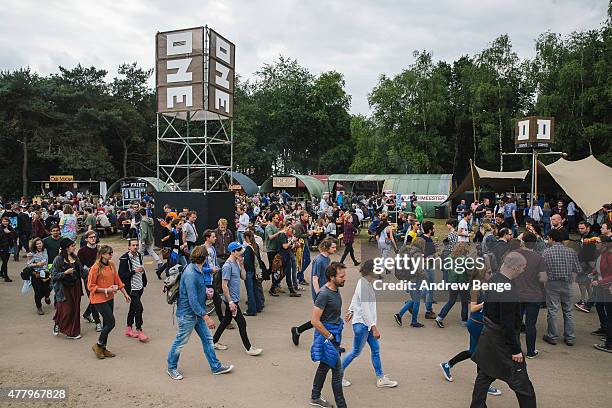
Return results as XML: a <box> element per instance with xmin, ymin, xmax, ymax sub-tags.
<box><xmin>0</xmin><ymin>235</ymin><xmax>610</xmax><ymax>408</ymax></box>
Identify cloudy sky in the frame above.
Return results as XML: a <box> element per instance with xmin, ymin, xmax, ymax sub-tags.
<box><xmin>1</xmin><ymin>0</ymin><xmax>607</xmax><ymax>114</ymax></box>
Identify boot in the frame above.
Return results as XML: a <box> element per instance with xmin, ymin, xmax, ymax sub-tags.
<box><xmin>102</xmin><ymin>347</ymin><xmax>116</xmax><ymax>358</ymax></box>
<box><xmin>92</xmin><ymin>343</ymin><xmax>105</xmax><ymax>359</ymax></box>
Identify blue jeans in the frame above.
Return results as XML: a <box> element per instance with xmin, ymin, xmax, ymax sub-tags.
<box><xmin>424</xmin><ymin>267</ymin><xmax>435</xmax><ymax>307</ymax></box>
<box><xmin>342</xmin><ymin>323</ymin><xmax>383</xmax><ymax>377</ymax></box>
<box><xmin>398</xmin><ymin>289</ymin><xmax>424</xmax><ymax>324</ymax></box>
<box><xmin>438</xmin><ymin>289</ymin><xmax>469</xmax><ymax>322</ymax></box>
<box><xmin>167</xmin><ymin>314</ymin><xmax>222</xmax><ymax>372</ymax></box>
<box><xmin>521</xmin><ymin>302</ymin><xmax>540</xmax><ymax>355</ymax></box>
<box><xmin>237</xmin><ymin>231</ymin><xmax>245</xmax><ymax>244</ymax></box>
<box><xmin>245</xmin><ymin>271</ymin><xmax>262</xmax><ymax>314</ymax></box>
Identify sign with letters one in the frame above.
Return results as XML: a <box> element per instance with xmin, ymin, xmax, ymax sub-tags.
<box><xmin>207</xmin><ymin>29</ymin><xmax>235</xmax><ymax>118</ymax></box>
<box><xmin>515</xmin><ymin>116</ymin><xmax>555</xmax><ymax>149</ymax></box>
<box><xmin>156</xmin><ymin>27</ymin><xmax>205</xmax><ymax>113</ymax></box>
<box><xmin>273</xmin><ymin>176</ymin><xmax>297</xmax><ymax>188</ymax></box>
<box><xmin>50</xmin><ymin>175</ymin><xmax>74</xmax><ymax>182</ymax></box>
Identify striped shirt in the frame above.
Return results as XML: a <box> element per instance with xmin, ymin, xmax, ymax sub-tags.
<box><xmin>129</xmin><ymin>252</ymin><xmax>144</xmax><ymax>291</ymax></box>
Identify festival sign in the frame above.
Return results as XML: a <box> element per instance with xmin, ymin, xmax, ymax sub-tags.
<box><xmin>515</xmin><ymin>116</ymin><xmax>555</xmax><ymax>149</ymax></box>
<box><xmin>50</xmin><ymin>175</ymin><xmax>74</xmax><ymax>182</ymax></box>
<box><xmin>273</xmin><ymin>176</ymin><xmax>297</xmax><ymax>188</ymax></box>
<box><xmin>156</xmin><ymin>27</ymin><xmax>205</xmax><ymax>113</ymax></box>
<box><xmin>207</xmin><ymin>29</ymin><xmax>235</xmax><ymax>118</ymax></box>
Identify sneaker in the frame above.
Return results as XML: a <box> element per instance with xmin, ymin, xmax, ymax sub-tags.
<box><xmin>246</xmin><ymin>346</ymin><xmax>263</xmax><ymax>356</ymax></box>
<box><xmin>4</xmin><ymin>276</ymin><xmax>13</xmax><ymax>282</ymax></box>
<box><xmin>291</xmin><ymin>327</ymin><xmax>300</xmax><ymax>346</ymax></box>
<box><xmin>268</xmin><ymin>289</ymin><xmax>279</xmax><ymax>297</ymax></box>
<box><xmin>564</xmin><ymin>339</ymin><xmax>574</xmax><ymax>346</ymax></box>
<box><xmin>354</xmin><ymin>261</ymin><xmax>361</xmax><ymax>266</ymax></box>
<box><xmin>376</xmin><ymin>375</ymin><xmax>398</xmax><ymax>388</ymax></box>
<box><xmin>37</xmin><ymin>307</ymin><xmax>44</xmax><ymax>315</ymax></box>
<box><xmin>526</xmin><ymin>350</ymin><xmax>539</xmax><ymax>359</ymax></box>
<box><xmin>83</xmin><ymin>314</ymin><xmax>94</xmax><ymax>324</ymax></box>
<box><xmin>66</xmin><ymin>334</ymin><xmax>82</xmax><ymax>339</ymax></box>
<box><xmin>136</xmin><ymin>330</ymin><xmax>150</xmax><ymax>343</ymax></box>
<box><xmin>289</xmin><ymin>292</ymin><xmax>302</xmax><ymax>297</ymax></box>
<box><xmin>276</xmin><ymin>287</ymin><xmax>286</xmax><ymax>294</ymax></box>
<box><xmin>487</xmin><ymin>386</ymin><xmax>502</xmax><ymax>396</ymax></box>
<box><xmin>214</xmin><ymin>343</ymin><xmax>228</xmax><ymax>350</ymax></box>
<box><xmin>309</xmin><ymin>397</ymin><xmax>333</xmax><ymax>408</ymax></box>
<box><xmin>460</xmin><ymin>321</ymin><xmax>468</xmax><ymax>328</ymax></box>
<box><xmin>92</xmin><ymin>343</ymin><xmax>105</xmax><ymax>359</ymax></box>
<box><xmin>167</xmin><ymin>369</ymin><xmax>183</xmax><ymax>380</ymax></box>
<box><xmin>574</xmin><ymin>303</ymin><xmax>590</xmax><ymax>313</ymax></box>
<box><xmin>593</xmin><ymin>343</ymin><xmax>612</xmax><ymax>353</ymax></box>
<box><xmin>95</xmin><ymin>323</ymin><xmax>102</xmax><ymax>332</ymax></box>
<box><xmin>410</xmin><ymin>322</ymin><xmax>425</xmax><ymax>328</ymax></box>
<box><xmin>542</xmin><ymin>335</ymin><xmax>557</xmax><ymax>345</ymax></box>
<box><xmin>125</xmin><ymin>326</ymin><xmax>135</xmax><ymax>338</ymax></box>
<box><xmin>591</xmin><ymin>328</ymin><xmax>607</xmax><ymax>336</ymax></box>
<box><xmin>435</xmin><ymin>318</ymin><xmax>445</xmax><ymax>328</ymax></box>
<box><xmin>342</xmin><ymin>378</ymin><xmax>352</xmax><ymax>387</ymax></box>
<box><xmin>212</xmin><ymin>364</ymin><xmax>234</xmax><ymax>375</ymax></box>
<box><xmin>44</xmin><ymin>296</ymin><xmax>51</xmax><ymax>305</ymax></box>
<box><xmin>393</xmin><ymin>313</ymin><xmax>402</xmax><ymax>327</ymax></box>
<box><xmin>52</xmin><ymin>324</ymin><xmax>59</xmax><ymax>336</ymax></box>
<box><xmin>425</xmin><ymin>311</ymin><xmax>437</xmax><ymax>320</ymax></box>
<box><xmin>440</xmin><ymin>362</ymin><xmax>453</xmax><ymax>382</ymax></box>
<box><xmin>299</xmin><ymin>280</ymin><xmax>309</xmax><ymax>286</ymax></box>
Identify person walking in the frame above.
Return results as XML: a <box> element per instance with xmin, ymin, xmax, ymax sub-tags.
<box><xmin>291</xmin><ymin>238</ymin><xmax>337</xmax><ymax>346</ymax></box>
<box><xmin>339</xmin><ymin>212</ymin><xmax>360</xmax><ymax>267</ymax></box>
<box><xmin>470</xmin><ymin>252</ymin><xmax>537</xmax><ymax>408</ymax></box>
<box><xmin>541</xmin><ymin>229</ymin><xmax>581</xmax><ymax>346</ymax></box>
<box><xmin>59</xmin><ymin>204</ymin><xmax>78</xmax><ymax>241</ymax></box>
<box><xmin>0</xmin><ymin>216</ymin><xmax>16</xmax><ymax>282</ymax></box>
<box><xmin>236</xmin><ymin>207</ymin><xmax>249</xmax><ymax>244</ymax></box>
<box><xmin>243</xmin><ymin>231</ymin><xmax>263</xmax><ymax>316</ymax></box>
<box><xmin>51</xmin><ymin>238</ymin><xmax>84</xmax><ymax>339</ymax></box>
<box><xmin>309</xmin><ymin>262</ymin><xmax>348</xmax><ymax>408</ymax></box>
<box><xmin>439</xmin><ymin>259</ymin><xmax>503</xmax><ymax>396</ymax></box>
<box><xmin>435</xmin><ymin>242</ymin><xmax>472</xmax><ymax>328</ymax></box>
<box><xmin>77</xmin><ymin>230</ymin><xmax>102</xmax><ymax>332</ymax></box>
<box><xmin>212</xmin><ymin>242</ymin><xmax>263</xmax><ymax>356</ymax></box>
<box><xmin>119</xmin><ymin>239</ymin><xmax>150</xmax><ymax>342</ymax></box>
<box><xmin>592</xmin><ymin>239</ymin><xmax>612</xmax><ymax>353</ymax></box>
<box><xmin>26</xmin><ymin>237</ymin><xmax>51</xmax><ymax>315</ymax></box>
<box><xmin>341</xmin><ymin>260</ymin><xmax>398</xmax><ymax>389</ymax></box>
<box><xmin>166</xmin><ymin>245</ymin><xmax>234</xmax><ymax>379</ymax></box>
<box><xmin>138</xmin><ymin>208</ymin><xmax>162</xmax><ymax>268</ymax></box>
<box><xmin>88</xmin><ymin>245</ymin><xmax>131</xmax><ymax>359</ymax></box>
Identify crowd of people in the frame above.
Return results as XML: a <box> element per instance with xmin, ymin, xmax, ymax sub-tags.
<box><xmin>1</xmin><ymin>189</ymin><xmax>611</xmax><ymax>408</ymax></box>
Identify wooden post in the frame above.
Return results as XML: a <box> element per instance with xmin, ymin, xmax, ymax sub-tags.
<box><xmin>469</xmin><ymin>159</ymin><xmax>477</xmax><ymax>203</ymax></box>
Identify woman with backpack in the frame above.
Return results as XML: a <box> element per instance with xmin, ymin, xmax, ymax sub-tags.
<box><xmin>51</xmin><ymin>238</ymin><xmax>84</xmax><ymax>339</ymax></box>
<box><xmin>27</xmin><ymin>237</ymin><xmax>50</xmax><ymax>315</ymax></box>
<box><xmin>88</xmin><ymin>245</ymin><xmax>131</xmax><ymax>359</ymax></box>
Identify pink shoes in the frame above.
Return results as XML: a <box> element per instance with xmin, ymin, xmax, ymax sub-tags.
<box><xmin>125</xmin><ymin>326</ymin><xmax>149</xmax><ymax>342</ymax></box>
<box><xmin>135</xmin><ymin>330</ymin><xmax>149</xmax><ymax>343</ymax></box>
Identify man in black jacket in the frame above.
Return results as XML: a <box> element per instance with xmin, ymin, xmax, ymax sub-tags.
<box><xmin>470</xmin><ymin>251</ymin><xmax>536</xmax><ymax>408</ymax></box>
<box><xmin>118</xmin><ymin>239</ymin><xmax>149</xmax><ymax>342</ymax></box>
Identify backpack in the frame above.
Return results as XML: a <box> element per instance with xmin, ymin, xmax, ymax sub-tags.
<box><xmin>163</xmin><ymin>264</ymin><xmax>183</xmax><ymax>304</ymax></box>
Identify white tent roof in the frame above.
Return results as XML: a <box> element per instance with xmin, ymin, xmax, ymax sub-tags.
<box><xmin>544</xmin><ymin>155</ymin><xmax>612</xmax><ymax>216</ymax></box>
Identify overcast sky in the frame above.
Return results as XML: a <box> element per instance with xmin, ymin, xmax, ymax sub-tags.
<box><xmin>1</xmin><ymin>0</ymin><xmax>607</xmax><ymax>114</ymax></box>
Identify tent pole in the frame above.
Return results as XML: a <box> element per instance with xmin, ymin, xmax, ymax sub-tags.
<box><xmin>534</xmin><ymin>151</ymin><xmax>538</xmax><ymax>201</ymax></box>
<box><xmin>469</xmin><ymin>159</ymin><xmax>477</xmax><ymax>203</ymax></box>
<box><xmin>530</xmin><ymin>149</ymin><xmax>536</xmax><ymax>212</ymax></box>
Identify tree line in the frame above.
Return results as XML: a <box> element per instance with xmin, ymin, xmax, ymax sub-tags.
<box><xmin>0</xmin><ymin>6</ymin><xmax>610</xmax><ymax>197</ymax></box>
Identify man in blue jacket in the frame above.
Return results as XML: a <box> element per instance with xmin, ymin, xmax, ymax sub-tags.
<box><xmin>166</xmin><ymin>245</ymin><xmax>233</xmax><ymax>380</ymax></box>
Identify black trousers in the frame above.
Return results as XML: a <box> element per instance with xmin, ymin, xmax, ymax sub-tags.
<box><xmin>448</xmin><ymin>350</ymin><xmax>472</xmax><ymax>367</ymax></box>
<box><xmin>339</xmin><ymin>242</ymin><xmax>358</xmax><ymax>265</ymax></box>
<box><xmin>31</xmin><ymin>277</ymin><xmax>51</xmax><ymax>308</ymax></box>
<box><xmin>17</xmin><ymin>231</ymin><xmax>31</xmax><ymax>255</ymax></box>
<box><xmin>0</xmin><ymin>252</ymin><xmax>10</xmax><ymax>278</ymax></box>
<box><xmin>94</xmin><ymin>299</ymin><xmax>115</xmax><ymax>347</ymax></box>
<box><xmin>127</xmin><ymin>289</ymin><xmax>144</xmax><ymax>330</ymax></box>
<box><xmin>470</xmin><ymin>365</ymin><xmax>536</xmax><ymax>408</ymax></box>
<box><xmin>83</xmin><ymin>286</ymin><xmax>100</xmax><ymax>324</ymax></box>
<box><xmin>213</xmin><ymin>302</ymin><xmax>252</xmax><ymax>350</ymax></box>
<box><xmin>297</xmin><ymin>320</ymin><xmax>313</xmax><ymax>334</ymax></box>
<box><xmin>311</xmin><ymin>359</ymin><xmax>346</xmax><ymax>408</ymax></box>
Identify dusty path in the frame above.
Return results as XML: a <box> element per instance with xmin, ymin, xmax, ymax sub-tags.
<box><xmin>0</xmin><ymin>236</ymin><xmax>610</xmax><ymax>407</ymax></box>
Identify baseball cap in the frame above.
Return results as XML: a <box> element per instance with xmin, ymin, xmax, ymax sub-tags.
<box><xmin>227</xmin><ymin>241</ymin><xmax>243</xmax><ymax>253</ymax></box>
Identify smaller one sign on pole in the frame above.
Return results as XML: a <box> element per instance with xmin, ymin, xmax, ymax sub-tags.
<box><xmin>515</xmin><ymin>116</ymin><xmax>555</xmax><ymax>149</ymax></box>
<box><xmin>50</xmin><ymin>175</ymin><xmax>74</xmax><ymax>182</ymax></box>
<box><xmin>273</xmin><ymin>176</ymin><xmax>297</xmax><ymax>188</ymax></box>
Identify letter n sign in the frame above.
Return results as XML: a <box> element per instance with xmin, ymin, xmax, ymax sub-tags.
<box><xmin>208</xmin><ymin>29</ymin><xmax>235</xmax><ymax>118</ymax></box>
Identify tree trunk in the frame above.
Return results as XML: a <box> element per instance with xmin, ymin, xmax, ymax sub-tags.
<box><xmin>471</xmin><ymin>106</ymin><xmax>477</xmax><ymax>163</ymax></box>
<box><xmin>121</xmin><ymin>137</ymin><xmax>128</xmax><ymax>178</ymax></box>
<box><xmin>22</xmin><ymin>133</ymin><xmax>28</xmax><ymax>197</ymax></box>
<box><xmin>497</xmin><ymin>80</ymin><xmax>503</xmax><ymax>171</ymax></box>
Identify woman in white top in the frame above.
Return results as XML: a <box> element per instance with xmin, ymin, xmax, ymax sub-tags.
<box><xmin>342</xmin><ymin>260</ymin><xmax>398</xmax><ymax>388</ymax></box>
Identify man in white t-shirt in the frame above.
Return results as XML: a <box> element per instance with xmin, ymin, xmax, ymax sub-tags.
<box><xmin>457</xmin><ymin>210</ymin><xmax>472</xmax><ymax>242</ymax></box>
<box><xmin>236</xmin><ymin>206</ymin><xmax>249</xmax><ymax>244</ymax></box>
